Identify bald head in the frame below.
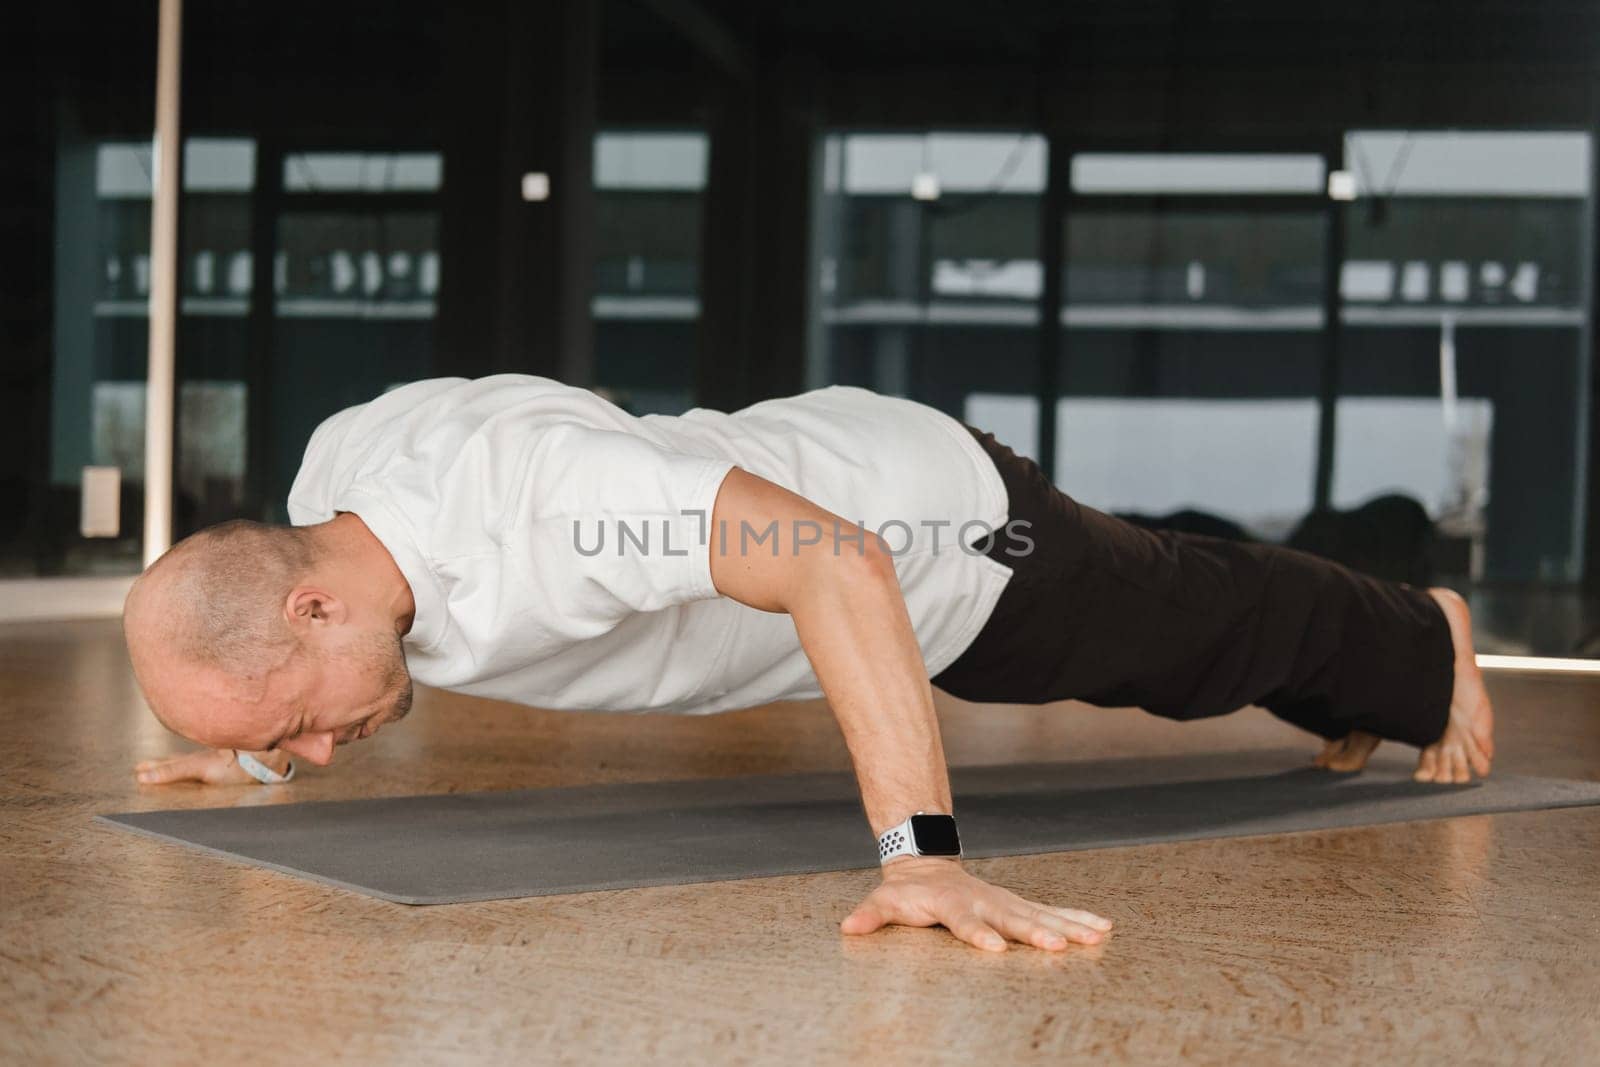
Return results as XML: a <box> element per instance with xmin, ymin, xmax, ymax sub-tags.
<box><xmin>129</xmin><ymin>521</ymin><xmax>319</xmax><ymax>673</ymax></box>
<box><xmin>124</xmin><ymin>514</ymin><xmax>417</xmax><ymax>760</ymax></box>
<box><xmin>125</xmin><ymin>520</ymin><xmax>321</xmax><ymax>740</ymax></box>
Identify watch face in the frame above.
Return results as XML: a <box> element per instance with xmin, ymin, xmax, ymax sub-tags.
<box><xmin>910</xmin><ymin>814</ymin><xmax>962</xmax><ymax>856</ymax></box>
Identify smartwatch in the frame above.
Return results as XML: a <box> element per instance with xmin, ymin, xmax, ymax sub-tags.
<box><xmin>877</xmin><ymin>811</ymin><xmax>963</xmax><ymax>864</ymax></box>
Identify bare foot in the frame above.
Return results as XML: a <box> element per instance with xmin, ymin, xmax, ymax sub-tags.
<box><xmin>1414</xmin><ymin>588</ymin><xmax>1496</xmax><ymax>784</ymax></box>
<box><xmin>1313</xmin><ymin>730</ymin><xmax>1382</xmax><ymax>772</ymax></box>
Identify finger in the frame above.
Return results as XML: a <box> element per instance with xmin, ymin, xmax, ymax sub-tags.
<box><xmin>945</xmin><ymin>913</ymin><xmax>1007</xmax><ymax>952</ymax></box>
<box><xmin>1450</xmin><ymin>746</ymin><xmax>1471</xmax><ymax>784</ymax></box>
<box><xmin>1414</xmin><ymin>747</ymin><xmax>1438</xmax><ymax>782</ymax></box>
<box><xmin>1008</xmin><ymin>907</ymin><xmax>1103</xmax><ymax>947</ymax></box>
<box><xmin>137</xmin><ymin>760</ymin><xmax>197</xmax><ymax>785</ymax></box>
<box><xmin>840</xmin><ymin>903</ymin><xmax>889</xmax><ymax>936</ymax></box>
<box><xmin>1051</xmin><ymin>907</ymin><xmax>1114</xmax><ymax>931</ymax></box>
<box><xmin>1011</xmin><ymin>908</ymin><xmax>1100</xmax><ymax>947</ymax></box>
<box><xmin>1017</xmin><ymin>920</ymin><xmax>1069</xmax><ymax>951</ymax></box>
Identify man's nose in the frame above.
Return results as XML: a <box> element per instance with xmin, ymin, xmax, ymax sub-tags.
<box><xmin>278</xmin><ymin>731</ymin><xmax>336</xmax><ymax>766</ymax></box>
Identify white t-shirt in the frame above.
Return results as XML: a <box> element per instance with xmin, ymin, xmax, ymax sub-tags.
<box><xmin>287</xmin><ymin>375</ymin><xmax>1013</xmax><ymax>715</ymax></box>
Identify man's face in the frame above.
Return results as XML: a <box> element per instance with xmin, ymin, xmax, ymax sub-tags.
<box><xmin>263</xmin><ymin>629</ymin><xmax>415</xmax><ymax>765</ymax></box>
<box><xmin>137</xmin><ymin>626</ymin><xmax>415</xmax><ymax>765</ymax></box>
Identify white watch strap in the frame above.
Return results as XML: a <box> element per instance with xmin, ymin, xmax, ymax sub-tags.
<box><xmin>877</xmin><ymin>814</ymin><xmax>918</xmax><ymax>864</ymax></box>
<box><xmin>235</xmin><ymin>750</ymin><xmax>295</xmax><ymax>784</ymax></box>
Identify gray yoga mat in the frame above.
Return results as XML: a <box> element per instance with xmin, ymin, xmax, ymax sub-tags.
<box><xmin>98</xmin><ymin>748</ymin><xmax>1600</xmax><ymax>905</ymax></box>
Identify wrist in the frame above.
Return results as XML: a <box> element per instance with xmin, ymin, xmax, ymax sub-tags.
<box><xmin>881</xmin><ymin>855</ymin><xmax>963</xmax><ymax>879</ymax></box>
<box><xmin>876</xmin><ymin>810</ymin><xmax>963</xmax><ymax>865</ymax></box>
<box><xmin>233</xmin><ymin>748</ymin><xmax>296</xmax><ymax>784</ymax></box>
<box><xmin>236</xmin><ymin>749</ymin><xmax>291</xmax><ymax>773</ymax></box>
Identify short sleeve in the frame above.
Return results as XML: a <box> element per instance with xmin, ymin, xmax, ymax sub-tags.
<box><xmin>513</xmin><ymin>422</ymin><xmax>736</xmax><ymax>633</ymax></box>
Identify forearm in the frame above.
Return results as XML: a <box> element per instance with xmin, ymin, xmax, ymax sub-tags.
<box><xmin>798</xmin><ymin>548</ymin><xmax>1114</xmax><ymax>952</ymax></box>
<box><xmin>704</xmin><ymin>468</ymin><xmax>1112</xmax><ymax>951</ymax></box>
<box><xmin>788</xmin><ymin>547</ymin><xmax>953</xmax><ymax>838</ymax></box>
<box><xmin>704</xmin><ymin>467</ymin><xmax>955</xmax><ymax>842</ymax></box>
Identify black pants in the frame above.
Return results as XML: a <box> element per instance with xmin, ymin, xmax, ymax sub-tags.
<box><xmin>931</xmin><ymin>425</ymin><xmax>1456</xmax><ymax>748</ymax></box>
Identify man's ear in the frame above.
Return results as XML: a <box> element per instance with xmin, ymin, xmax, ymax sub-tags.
<box><xmin>285</xmin><ymin>586</ymin><xmax>349</xmax><ymax>629</ymax></box>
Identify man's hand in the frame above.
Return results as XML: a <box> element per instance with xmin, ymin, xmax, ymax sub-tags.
<box><xmin>134</xmin><ymin>748</ymin><xmax>287</xmax><ymax>786</ymax></box>
<box><xmin>841</xmin><ymin>857</ymin><xmax>1113</xmax><ymax>952</ymax></box>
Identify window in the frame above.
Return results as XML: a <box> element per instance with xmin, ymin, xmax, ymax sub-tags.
<box><xmin>591</xmin><ymin>130</ymin><xmax>708</xmax><ymax>415</ymax></box>
<box><xmin>1335</xmin><ymin>131</ymin><xmax>1593</xmax><ymax>582</ymax></box>
<box><xmin>1049</xmin><ymin>153</ymin><xmax>1331</xmax><ymax>536</ymax></box>
<box><xmin>810</xmin><ymin>132</ymin><xmax>1048</xmax><ymax>456</ymax></box>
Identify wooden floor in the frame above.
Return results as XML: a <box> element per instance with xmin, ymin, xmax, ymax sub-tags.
<box><xmin>3</xmin><ymin>619</ymin><xmax>1598</xmax><ymax>1064</ymax></box>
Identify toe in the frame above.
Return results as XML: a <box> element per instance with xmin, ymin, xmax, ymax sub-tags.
<box><xmin>1319</xmin><ymin>732</ymin><xmax>1379</xmax><ymax>772</ymax></box>
<box><xmin>1462</xmin><ymin>728</ymin><xmax>1492</xmax><ymax>777</ymax></box>
<box><xmin>1473</xmin><ymin>711</ymin><xmax>1496</xmax><ymax>760</ymax></box>
<box><xmin>1342</xmin><ymin>731</ymin><xmax>1381</xmax><ymax>770</ymax></box>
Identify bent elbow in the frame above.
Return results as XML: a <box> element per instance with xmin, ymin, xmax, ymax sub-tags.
<box><xmin>848</xmin><ymin>530</ymin><xmax>900</xmax><ymax>586</ymax></box>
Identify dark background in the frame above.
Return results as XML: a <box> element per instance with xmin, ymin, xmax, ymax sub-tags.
<box><xmin>6</xmin><ymin>1</ymin><xmax>1599</xmax><ymax>653</ymax></box>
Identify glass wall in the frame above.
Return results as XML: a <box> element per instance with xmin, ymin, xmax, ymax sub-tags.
<box><xmin>164</xmin><ymin>145</ymin><xmax>444</xmax><ymax>532</ymax></box>
<box><xmin>172</xmin><ymin>138</ymin><xmax>255</xmax><ymax>536</ymax></box>
<box><xmin>2</xmin><ymin>0</ymin><xmax>467</xmax><ymax>597</ymax></box>
<box><xmin>592</xmin><ymin>130</ymin><xmax>707</xmax><ymax>415</ymax></box>
<box><xmin>810</xmin><ymin>132</ymin><xmax>1048</xmax><ymax>455</ymax></box>
<box><xmin>1334</xmin><ymin>132</ymin><xmax>1592</xmax><ymax>586</ymax></box>
<box><xmin>1055</xmin><ymin>154</ymin><xmax>1329</xmax><ymax>537</ymax></box>
<box><xmin>265</xmin><ymin>151</ymin><xmax>443</xmax><ymax>521</ymax></box>
<box><xmin>55</xmin><ymin>140</ymin><xmax>160</xmax><ymax>574</ymax></box>
<box><xmin>165</xmin><ymin>127</ymin><xmax>714</xmax><ymax>529</ymax></box>
<box><xmin>2</xmin><ymin>21</ymin><xmax>157</xmax><ymax>578</ymax></box>
<box><xmin>806</xmin><ymin>134</ymin><xmax>1597</xmax><ymax>654</ymax></box>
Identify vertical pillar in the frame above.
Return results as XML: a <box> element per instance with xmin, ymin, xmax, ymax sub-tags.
<box><xmin>1581</xmin><ymin>101</ymin><xmax>1600</xmax><ymax>596</ymax></box>
<box><xmin>1313</xmin><ymin>144</ymin><xmax>1347</xmax><ymax>513</ymax></box>
<box><xmin>243</xmin><ymin>138</ymin><xmax>282</xmax><ymax>521</ymax></box>
<box><xmin>143</xmin><ymin>0</ymin><xmax>183</xmax><ymax>566</ymax></box>
<box><xmin>1036</xmin><ymin>135</ymin><xmax>1069</xmax><ymax>480</ymax></box>
<box><xmin>697</xmin><ymin>59</ymin><xmax>816</xmax><ymax>411</ymax></box>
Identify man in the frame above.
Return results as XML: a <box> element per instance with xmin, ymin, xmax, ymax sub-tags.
<box><xmin>125</xmin><ymin>375</ymin><xmax>1494</xmax><ymax>953</ymax></box>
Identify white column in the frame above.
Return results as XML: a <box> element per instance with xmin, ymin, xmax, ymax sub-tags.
<box><xmin>142</xmin><ymin>0</ymin><xmax>182</xmax><ymax>567</ymax></box>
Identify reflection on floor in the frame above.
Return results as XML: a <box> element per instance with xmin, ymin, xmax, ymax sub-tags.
<box><xmin>3</xmin><ymin>619</ymin><xmax>1598</xmax><ymax>1063</ymax></box>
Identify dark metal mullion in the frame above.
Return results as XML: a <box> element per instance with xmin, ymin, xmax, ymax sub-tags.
<box><xmin>1582</xmin><ymin>107</ymin><xmax>1600</xmax><ymax>595</ymax></box>
<box><xmin>1312</xmin><ymin>143</ymin><xmax>1345</xmax><ymax>512</ymax></box>
<box><xmin>244</xmin><ymin>138</ymin><xmax>283</xmax><ymax>521</ymax></box>
<box><xmin>1035</xmin><ymin>134</ymin><xmax>1069</xmax><ymax>483</ymax></box>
